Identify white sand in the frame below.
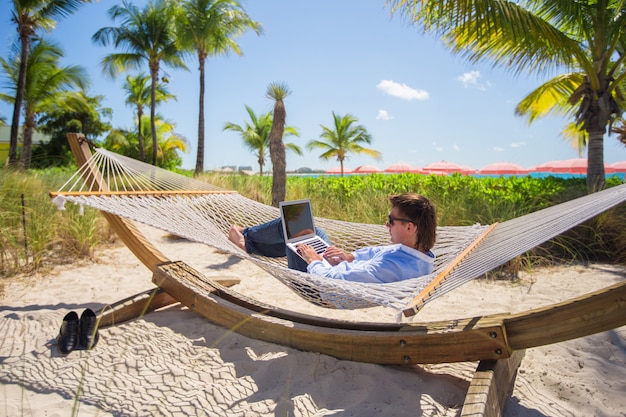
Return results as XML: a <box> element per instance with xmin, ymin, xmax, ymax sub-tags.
<box><xmin>2</xmin><ymin>224</ymin><xmax>626</xmax><ymax>417</ymax></box>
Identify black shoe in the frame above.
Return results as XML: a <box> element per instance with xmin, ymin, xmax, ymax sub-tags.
<box><xmin>79</xmin><ymin>308</ymin><xmax>99</xmax><ymax>350</ymax></box>
<box><xmin>56</xmin><ymin>311</ymin><xmax>79</xmax><ymax>355</ymax></box>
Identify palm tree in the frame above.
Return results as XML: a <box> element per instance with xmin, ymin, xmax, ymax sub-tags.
<box><xmin>103</xmin><ymin>127</ymin><xmax>135</xmax><ymax>156</ymax></box>
<box><xmin>611</xmin><ymin>118</ymin><xmax>626</xmax><ymax>147</ymax></box>
<box><xmin>92</xmin><ymin>0</ymin><xmax>187</xmax><ymax>166</ymax></box>
<box><xmin>387</xmin><ymin>0</ymin><xmax>626</xmax><ymax>192</ymax></box>
<box><xmin>122</xmin><ymin>73</ymin><xmax>175</xmax><ymax>162</ymax></box>
<box><xmin>143</xmin><ymin>116</ymin><xmax>189</xmax><ymax>170</ymax></box>
<box><xmin>175</xmin><ymin>0</ymin><xmax>262</xmax><ymax>175</ymax></box>
<box><xmin>104</xmin><ymin>114</ymin><xmax>188</xmax><ymax>169</ymax></box>
<box><xmin>266</xmin><ymin>82</ymin><xmax>292</xmax><ymax>206</ymax></box>
<box><xmin>0</xmin><ymin>38</ymin><xmax>88</xmax><ymax>169</ymax></box>
<box><xmin>36</xmin><ymin>91</ymin><xmax>112</xmax><ymax>167</ymax></box>
<box><xmin>307</xmin><ymin>112</ymin><xmax>381</xmax><ymax>176</ymax></box>
<box><xmin>223</xmin><ymin>105</ymin><xmax>301</xmax><ymax>175</ymax></box>
<box><xmin>7</xmin><ymin>0</ymin><xmax>87</xmax><ymax>167</ymax></box>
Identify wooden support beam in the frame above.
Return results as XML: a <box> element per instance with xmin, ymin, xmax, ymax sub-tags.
<box><xmin>505</xmin><ymin>279</ymin><xmax>626</xmax><ymax>350</ymax></box>
<box><xmin>461</xmin><ymin>350</ymin><xmax>526</xmax><ymax>417</ymax></box>
<box><xmin>97</xmin><ymin>288</ymin><xmax>177</xmax><ymax>328</ymax></box>
<box><xmin>96</xmin><ymin>276</ymin><xmax>241</xmax><ymax>328</ymax></box>
<box><xmin>152</xmin><ymin>260</ymin><xmax>512</xmax><ymax>365</ymax></box>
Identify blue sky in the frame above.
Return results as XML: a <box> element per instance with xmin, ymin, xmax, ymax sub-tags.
<box><xmin>1</xmin><ymin>0</ymin><xmax>625</xmax><ymax>172</ymax></box>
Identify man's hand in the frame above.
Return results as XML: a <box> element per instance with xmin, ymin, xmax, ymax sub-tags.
<box><xmin>296</xmin><ymin>244</ymin><xmax>323</xmax><ymax>264</ymax></box>
<box><xmin>322</xmin><ymin>246</ymin><xmax>354</xmax><ymax>265</ymax></box>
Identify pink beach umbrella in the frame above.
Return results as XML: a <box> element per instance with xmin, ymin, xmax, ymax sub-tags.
<box><xmin>478</xmin><ymin>162</ymin><xmax>530</xmax><ymax>175</ymax></box>
<box><xmin>461</xmin><ymin>165</ymin><xmax>477</xmax><ymax>175</ymax></box>
<box><xmin>610</xmin><ymin>161</ymin><xmax>626</xmax><ymax>173</ymax></box>
<box><xmin>353</xmin><ymin>165</ymin><xmax>382</xmax><ymax>174</ymax></box>
<box><xmin>530</xmin><ymin>159</ymin><xmax>584</xmax><ymax>173</ymax></box>
<box><xmin>422</xmin><ymin>161</ymin><xmax>474</xmax><ymax>175</ymax></box>
<box><xmin>326</xmin><ymin>166</ymin><xmax>352</xmax><ymax>174</ymax></box>
<box><xmin>529</xmin><ymin>160</ymin><xmax>555</xmax><ymax>173</ymax></box>
<box><xmin>384</xmin><ymin>163</ymin><xmax>416</xmax><ymax>173</ymax></box>
<box><xmin>550</xmin><ymin>158</ymin><xmax>588</xmax><ymax>174</ymax></box>
<box><xmin>530</xmin><ymin>159</ymin><xmax>618</xmax><ymax>174</ymax></box>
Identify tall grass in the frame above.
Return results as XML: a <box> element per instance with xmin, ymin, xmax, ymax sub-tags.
<box><xmin>0</xmin><ymin>167</ymin><xmax>112</xmax><ymax>277</ymax></box>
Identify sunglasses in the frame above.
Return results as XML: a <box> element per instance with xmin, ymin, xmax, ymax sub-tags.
<box><xmin>387</xmin><ymin>214</ymin><xmax>413</xmax><ymax>226</ymax></box>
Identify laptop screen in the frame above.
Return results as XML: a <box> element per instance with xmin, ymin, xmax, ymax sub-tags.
<box><xmin>280</xmin><ymin>200</ymin><xmax>316</xmax><ymax>242</ymax></box>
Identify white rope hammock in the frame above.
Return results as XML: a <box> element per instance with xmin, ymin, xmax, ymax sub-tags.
<box><xmin>51</xmin><ymin>147</ymin><xmax>626</xmax><ymax>314</ymax></box>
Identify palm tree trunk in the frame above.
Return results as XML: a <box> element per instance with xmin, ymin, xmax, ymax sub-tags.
<box><xmin>18</xmin><ymin>111</ymin><xmax>35</xmax><ymax>170</ymax></box>
<box><xmin>9</xmin><ymin>31</ymin><xmax>31</xmax><ymax>168</ymax></box>
<box><xmin>150</xmin><ymin>65</ymin><xmax>159</xmax><ymax>166</ymax></box>
<box><xmin>586</xmin><ymin>130</ymin><xmax>606</xmax><ymax>192</ymax></box>
<box><xmin>269</xmin><ymin>101</ymin><xmax>287</xmax><ymax>206</ymax></box>
<box><xmin>137</xmin><ymin>106</ymin><xmax>145</xmax><ymax>162</ymax></box>
<box><xmin>270</xmin><ymin>141</ymin><xmax>286</xmax><ymax>205</ymax></box>
<box><xmin>195</xmin><ymin>56</ymin><xmax>206</xmax><ymax>175</ymax></box>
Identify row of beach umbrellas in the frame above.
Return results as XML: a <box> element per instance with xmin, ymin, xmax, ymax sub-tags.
<box><xmin>326</xmin><ymin>159</ymin><xmax>626</xmax><ymax>175</ymax></box>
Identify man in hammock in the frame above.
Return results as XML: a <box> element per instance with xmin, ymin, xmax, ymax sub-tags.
<box><xmin>228</xmin><ymin>193</ymin><xmax>437</xmax><ymax>283</ymax></box>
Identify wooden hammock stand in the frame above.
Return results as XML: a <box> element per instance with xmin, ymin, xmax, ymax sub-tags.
<box><xmin>63</xmin><ymin>133</ymin><xmax>626</xmax><ymax>417</ymax></box>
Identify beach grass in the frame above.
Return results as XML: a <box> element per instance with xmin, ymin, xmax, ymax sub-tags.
<box><xmin>0</xmin><ymin>167</ymin><xmax>114</xmax><ymax>279</ymax></box>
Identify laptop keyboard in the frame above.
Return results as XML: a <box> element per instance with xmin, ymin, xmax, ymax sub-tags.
<box><xmin>308</xmin><ymin>238</ymin><xmax>328</xmax><ymax>254</ymax></box>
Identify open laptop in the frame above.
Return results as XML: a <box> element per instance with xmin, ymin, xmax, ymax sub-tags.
<box><xmin>279</xmin><ymin>199</ymin><xmax>330</xmax><ymax>262</ymax></box>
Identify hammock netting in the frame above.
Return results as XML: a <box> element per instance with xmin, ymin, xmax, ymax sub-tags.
<box><xmin>51</xmin><ymin>147</ymin><xmax>626</xmax><ymax>314</ymax></box>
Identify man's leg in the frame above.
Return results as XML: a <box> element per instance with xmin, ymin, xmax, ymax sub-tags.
<box><xmin>230</xmin><ymin>219</ymin><xmax>332</xmax><ymax>272</ymax></box>
<box><xmin>233</xmin><ymin>218</ymin><xmax>287</xmax><ymax>258</ymax></box>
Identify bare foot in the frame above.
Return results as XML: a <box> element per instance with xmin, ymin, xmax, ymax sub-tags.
<box><xmin>228</xmin><ymin>225</ymin><xmax>246</xmax><ymax>251</ymax></box>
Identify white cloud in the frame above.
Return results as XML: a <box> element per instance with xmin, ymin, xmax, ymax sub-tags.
<box><xmin>457</xmin><ymin>71</ymin><xmax>492</xmax><ymax>90</ymax></box>
<box><xmin>377</xmin><ymin>80</ymin><xmax>429</xmax><ymax>100</ymax></box>
<box><xmin>458</xmin><ymin>71</ymin><xmax>480</xmax><ymax>87</ymax></box>
<box><xmin>510</xmin><ymin>141</ymin><xmax>526</xmax><ymax>148</ymax></box>
<box><xmin>432</xmin><ymin>141</ymin><xmax>444</xmax><ymax>152</ymax></box>
<box><xmin>493</xmin><ymin>146</ymin><xmax>505</xmax><ymax>152</ymax></box>
<box><xmin>376</xmin><ymin>109</ymin><xmax>394</xmax><ymax>120</ymax></box>
<box><xmin>453</xmin><ymin>144</ymin><xmax>460</xmax><ymax>152</ymax></box>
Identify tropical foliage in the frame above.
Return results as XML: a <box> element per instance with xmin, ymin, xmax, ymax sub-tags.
<box><xmin>103</xmin><ymin>114</ymin><xmax>188</xmax><ymax>170</ymax></box>
<box><xmin>35</xmin><ymin>92</ymin><xmax>112</xmax><ymax>167</ymax></box>
<box><xmin>224</xmin><ymin>105</ymin><xmax>301</xmax><ymax>175</ymax></box>
<box><xmin>6</xmin><ymin>0</ymin><xmax>89</xmax><ymax>168</ymax></box>
<box><xmin>93</xmin><ymin>0</ymin><xmax>188</xmax><ymax>166</ymax></box>
<box><xmin>307</xmin><ymin>112</ymin><xmax>381</xmax><ymax>176</ymax></box>
<box><xmin>122</xmin><ymin>72</ymin><xmax>175</xmax><ymax>162</ymax></box>
<box><xmin>387</xmin><ymin>0</ymin><xmax>626</xmax><ymax>192</ymax></box>
<box><xmin>0</xmin><ymin>38</ymin><xmax>89</xmax><ymax>169</ymax></box>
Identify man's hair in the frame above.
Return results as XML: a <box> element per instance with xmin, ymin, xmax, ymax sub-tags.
<box><xmin>389</xmin><ymin>193</ymin><xmax>437</xmax><ymax>251</ymax></box>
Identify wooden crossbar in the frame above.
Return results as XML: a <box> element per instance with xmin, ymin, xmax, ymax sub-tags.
<box><xmin>49</xmin><ymin>190</ymin><xmax>236</xmax><ymax>198</ymax></box>
<box><xmin>403</xmin><ymin>223</ymin><xmax>499</xmax><ymax>317</ymax></box>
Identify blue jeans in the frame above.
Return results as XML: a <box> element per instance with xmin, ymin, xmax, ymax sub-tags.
<box><xmin>243</xmin><ymin>218</ymin><xmax>331</xmax><ymax>272</ymax></box>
